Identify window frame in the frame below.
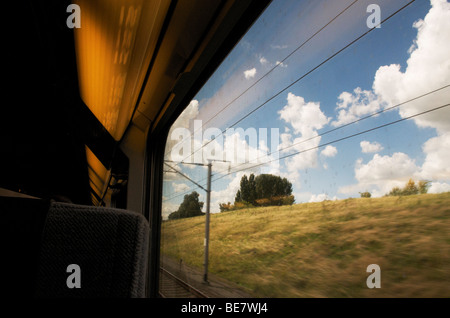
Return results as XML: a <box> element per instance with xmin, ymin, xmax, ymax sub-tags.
<box><xmin>143</xmin><ymin>0</ymin><xmax>272</xmax><ymax>297</ymax></box>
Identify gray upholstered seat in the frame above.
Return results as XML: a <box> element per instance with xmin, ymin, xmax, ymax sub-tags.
<box><xmin>2</xmin><ymin>196</ymin><xmax>149</xmax><ymax>298</ymax></box>
<box><xmin>35</xmin><ymin>202</ymin><xmax>149</xmax><ymax>298</ymax></box>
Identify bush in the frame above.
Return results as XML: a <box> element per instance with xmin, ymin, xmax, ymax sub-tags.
<box><xmin>219</xmin><ymin>202</ymin><xmax>233</xmax><ymax>212</ymax></box>
<box><xmin>359</xmin><ymin>191</ymin><xmax>371</xmax><ymax>198</ymax></box>
<box><xmin>418</xmin><ymin>180</ymin><xmax>430</xmax><ymax>194</ymax></box>
<box><xmin>218</xmin><ymin>201</ymin><xmax>254</xmax><ymax>212</ymax></box>
<box><xmin>403</xmin><ymin>179</ymin><xmax>419</xmax><ymax>196</ymax></box>
<box><xmin>386</xmin><ymin>179</ymin><xmax>430</xmax><ymax>197</ymax></box>
<box><xmin>282</xmin><ymin>195</ymin><xmax>296</xmax><ymax>205</ymax></box>
<box><xmin>388</xmin><ymin>187</ymin><xmax>403</xmax><ymax>196</ymax></box>
<box><xmin>234</xmin><ymin>201</ymin><xmax>254</xmax><ymax>210</ymax></box>
<box><xmin>254</xmin><ymin>195</ymin><xmax>295</xmax><ymax>207</ymax></box>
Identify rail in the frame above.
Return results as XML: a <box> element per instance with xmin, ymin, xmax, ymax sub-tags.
<box><xmin>159</xmin><ymin>267</ymin><xmax>209</xmax><ymax>298</ymax></box>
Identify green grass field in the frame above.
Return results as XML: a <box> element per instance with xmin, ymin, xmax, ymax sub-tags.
<box><xmin>161</xmin><ymin>192</ymin><xmax>450</xmax><ymax>297</ymax></box>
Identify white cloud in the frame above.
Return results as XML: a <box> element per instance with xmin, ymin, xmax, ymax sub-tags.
<box><xmin>428</xmin><ymin>181</ymin><xmax>450</xmax><ymax>194</ymax></box>
<box><xmin>355</xmin><ymin>153</ymin><xmax>418</xmax><ymax>185</ymax></box>
<box><xmin>198</xmin><ymin>128</ymin><xmax>281</xmax><ymax>177</ymax></box>
<box><xmin>210</xmin><ymin>172</ymin><xmax>246</xmax><ymax>213</ymax></box>
<box><xmin>172</xmin><ymin>182</ymin><xmax>190</xmax><ymax>193</ymax></box>
<box><xmin>373</xmin><ymin>0</ymin><xmax>450</xmax><ymax>133</ymax></box>
<box><xmin>278</xmin><ymin>93</ymin><xmax>331</xmax><ymax>181</ymax></box>
<box><xmin>259</xmin><ymin>56</ymin><xmax>287</xmax><ymax>69</ymax></box>
<box><xmin>331</xmin><ymin>87</ymin><xmax>383</xmax><ymax>127</ymax></box>
<box><xmin>339</xmin><ymin>152</ymin><xmax>419</xmax><ymax>197</ymax></box>
<box><xmin>166</xmin><ymin>99</ymin><xmax>199</xmax><ymax>164</ymax></box>
<box><xmin>270</xmin><ymin>44</ymin><xmax>288</xmax><ymax>50</ymax></box>
<box><xmin>279</xmin><ymin>132</ymin><xmax>292</xmax><ymax>149</ymax></box>
<box><xmin>337</xmin><ymin>1</ymin><xmax>450</xmax><ymax>198</ymax></box>
<box><xmin>279</xmin><ymin>93</ymin><xmax>330</xmax><ymax>138</ymax></box>
<box><xmin>161</xmin><ymin>201</ymin><xmax>180</xmax><ymax>220</ymax></box>
<box><xmin>309</xmin><ymin>193</ymin><xmax>337</xmax><ymax>202</ymax></box>
<box><xmin>416</xmin><ymin>132</ymin><xmax>450</xmax><ymax>180</ymax></box>
<box><xmin>321</xmin><ymin>145</ymin><xmax>337</xmax><ymax>157</ymax></box>
<box><xmin>171</xmin><ymin>99</ymin><xmax>199</xmax><ymax>130</ymax></box>
<box><xmin>275</xmin><ymin>60</ymin><xmax>288</xmax><ymax>68</ymax></box>
<box><xmin>223</xmin><ymin>131</ymin><xmax>277</xmax><ymax>169</ymax></box>
<box><xmin>244</xmin><ymin>67</ymin><xmax>257</xmax><ymax>79</ymax></box>
<box><xmin>283</xmin><ymin>147</ymin><xmax>318</xmax><ymax>181</ymax></box>
<box><xmin>341</xmin><ymin>133</ymin><xmax>450</xmax><ymax>197</ymax></box>
<box><xmin>360</xmin><ymin>140</ymin><xmax>383</xmax><ymax>153</ymax></box>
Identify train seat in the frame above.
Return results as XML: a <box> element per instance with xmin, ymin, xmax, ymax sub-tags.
<box><xmin>2</xmin><ymin>195</ymin><xmax>149</xmax><ymax>298</ymax></box>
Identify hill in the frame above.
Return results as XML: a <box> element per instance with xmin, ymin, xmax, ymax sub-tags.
<box><xmin>160</xmin><ymin>192</ymin><xmax>450</xmax><ymax>297</ymax></box>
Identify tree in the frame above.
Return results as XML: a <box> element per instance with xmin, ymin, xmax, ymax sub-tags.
<box><xmin>239</xmin><ymin>175</ymin><xmax>250</xmax><ymax>203</ymax></box>
<box><xmin>234</xmin><ymin>190</ymin><xmax>242</xmax><ymax>203</ymax></box>
<box><xmin>360</xmin><ymin>191</ymin><xmax>371</xmax><ymax>198</ymax></box>
<box><xmin>169</xmin><ymin>191</ymin><xmax>204</xmax><ymax>220</ymax></box>
<box><xmin>388</xmin><ymin>186</ymin><xmax>403</xmax><ymax>196</ymax></box>
<box><xmin>219</xmin><ymin>202</ymin><xmax>233</xmax><ymax>212</ymax></box>
<box><xmin>255</xmin><ymin>174</ymin><xmax>292</xmax><ymax>200</ymax></box>
<box><xmin>235</xmin><ymin>174</ymin><xmax>257</xmax><ymax>204</ymax></box>
<box><xmin>248</xmin><ymin>174</ymin><xmax>257</xmax><ymax>204</ymax></box>
<box><xmin>418</xmin><ymin>180</ymin><xmax>430</xmax><ymax>194</ymax></box>
<box><xmin>232</xmin><ymin>173</ymin><xmax>294</xmax><ymax>207</ymax></box>
<box><xmin>403</xmin><ymin>179</ymin><xmax>419</xmax><ymax>196</ymax></box>
<box><xmin>386</xmin><ymin>179</ymin><xmax>430</xmax><ymax>197</ymax></box>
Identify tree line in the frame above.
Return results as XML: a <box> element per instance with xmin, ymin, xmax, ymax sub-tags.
<box><xmin>168</xmin><ymin>177</ymin><xmax>431</xmax><ymax>220</ymax></box>
<box><xmin>360</xmin><ymin>178</ymin><xmax>431</xmax><ymax>198</ymax></box>
<box><xmin>168</xmin><ymin>174</ymin><xmax>295</xmax><ymax>220</ymax></box>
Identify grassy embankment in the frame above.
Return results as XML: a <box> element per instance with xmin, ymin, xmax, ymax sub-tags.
<box><xmin>161</xmin><ymin>192</ymin><xmax>450</xmax><ymax>297</ymax></box>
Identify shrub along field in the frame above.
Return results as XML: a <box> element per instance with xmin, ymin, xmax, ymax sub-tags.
<box><xmin>160</xmin><ymin>192</ymin><xmax>450</xmax><ymax>297</ymax></box>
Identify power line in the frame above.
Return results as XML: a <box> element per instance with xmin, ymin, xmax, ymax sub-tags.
<box><xmin>163</xmin><ymin>84</ymin><xmax>450</xmax><ymax>200</ymax></box>
<box><xmin>162</xmin><ymin>0</ymin><xmax>419</xmax><ymax>202</ymax></box>
<box><xmin>175</xmin><ymin>0</ymin><xmax>416</xmax><ymax>165</ymax></box>
<box><xmin>211</xmin><ymin>84</ymin><xmax>450</xmax><ymax>177</ymax></box>
<box><xmin>164</xmin><ymin>160</ymin><xmax>218</xmax><ymax>283</ymax></box>
<box><xmin>164</xmin><ymin>162</ymin><xmax>208</xmax><ymax>192</ymax></box>
<box><xmin>163</xmin><ymin>0</ymin><xmax>360</xmax><ymax>159</ymax></box>
<box><xmin>212</xmin><ymin>102</ymin><xmax>450</xmax><ymax>183</ymax></box>
<box><xmin>162</xmin><ymin>101</ymin><xmax>449</xmax><ymax>203</ymax></box>
<box><xmin>162</xmin><ymin>160</ymin><xmax>229</xmax><ymax>202</ymax></box>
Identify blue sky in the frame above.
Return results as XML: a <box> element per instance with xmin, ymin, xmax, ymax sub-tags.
<box><xmin>162</xmin><ymin>0</ymin><xmax>450</xmax><ymax>217</ymax></box>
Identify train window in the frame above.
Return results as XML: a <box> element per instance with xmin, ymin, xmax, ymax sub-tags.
<box><xmin>159</xmin><ymin>0</ymin><xmax>450</xmax><ymax>298</ymax></box>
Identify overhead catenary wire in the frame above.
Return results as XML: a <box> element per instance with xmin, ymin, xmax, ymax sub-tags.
<box><xmin>211</xmin><ymin>84</ymin><xmax>450</xmax><ymax>177</ymax></box>
<box><xmin>163</xmin><ymin>0</ymin><xmax>360</xmax><ymax>159</ymax></box>
<box><xmin>174</xmin><ymin>0</ymin><xmax>416</xmax><ymax>165</ymax></box>
<box><xmin>164</xmin><ymin>162</ymin><xmax>208</xmax><ymax>192</ymax></box>
<box><xmin>162</xmin><ymin>0</ymin><xmax>420</xmax><ymax>202</ymax></box>
<box><xmin>162</xmin><ymin>101</ymin><xmax>450</xmax><ymax>203</ymax></box>
<box><xmin>212</xmin><ymin>102</ymin><xmax>450</xmax><ymax>183</ymax></box>
<box><xmin>162</xmin><ymin>84</ymin><xmax>449</xmax><ymax>201</ymax></box>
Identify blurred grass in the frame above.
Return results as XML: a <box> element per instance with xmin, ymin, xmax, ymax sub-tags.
<box><xmin>160</xmin><ymin>192</ymin><xmax>450</xmax><ymax>297</ymax></box>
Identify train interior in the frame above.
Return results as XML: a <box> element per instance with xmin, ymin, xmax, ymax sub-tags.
<box><xmin>3</xmin><ymin>0</ymin><xmax>270</xmax><ymax>298</ymax></box>
<box><xmin>2</xmin><ymin>0</ymin><xmax>449</xmax><ymax>300</ymax></box>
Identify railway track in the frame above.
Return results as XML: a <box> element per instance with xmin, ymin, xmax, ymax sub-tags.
<box><xmin>159</xmin><ymin>267</ymin><xmax>209</xmax><ymax>298</ymax></box>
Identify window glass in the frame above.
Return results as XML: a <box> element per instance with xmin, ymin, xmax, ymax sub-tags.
<box><xmin>160</xmin><ymin>0</ymin><xmax>450</xmax><ymax>298</ymax></box>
